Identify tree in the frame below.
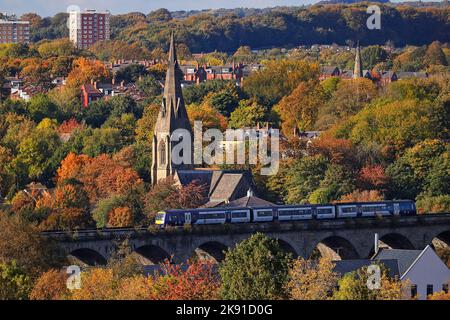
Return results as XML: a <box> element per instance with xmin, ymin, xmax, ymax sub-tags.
<box><xmin>144</xmin><ymin>177</ymin><xmax>207</xmax><ymax>221</ymax></box>
<box><xmin>361</xmin><ymin>46</ymin><xmax>389</xmax><ymax>70</ymax></box>
<box><xmin>0</xmin><ymin>261</ymin><xmax>32</xmax><ymax>300</ymax></box>
<box><xmin>209</xmin><ymin>89</ymin><xmax>240</xmax><ymax>117</ymax></box>
<box><xmin>136</xmin><ymin>75</ymin><xmax>162</xmax><ymax>98</ymax></box>
<box><xmin>187</xmin><ymin>102</ymin><xmax>228</xmax><ymax>131</ymax></box>
<box><xmin>276</xmin><ymin>80</ymin><xmax>324</xmax><ymax>137</ymax></box>
<box><xmin>415</xmin><ymin>194</ymin><xmax>450</xmax><ymax>214</ymax></box>
<box><xmin>333</xmin><ymin>265</ymin><xmax>407</xmax><ymax>300</ymax></box>
<box><xmin>243</xmin><ymin>60</ymin><xmax>320</xmax><ymax>107</ymax></box>
<box><xmin>108</xmin><ymin>207</ymin><xmax>134</xmax><ymax>227</ymax></box>
<box><xmin>286</xmin><ymin>257</ymin><xmax>339</xmax><ymax>300</ymax></box>
<box><xmin>27</xmin><ymin>94</ymin><xmax>59</xmax><ymax>123</ymax></box>
<box><xmin>424</xmin><ymin>41</ymin><xmax>447</xmax><ymax>67</ymax></box>
<box><xmin>155</xmin><ymin>261</ymin><xmax>220</xmax><ymax>300</ymax></box>
<box><xmin>339</xmin><ymin>190</ymin><xmax>384</xmax><ymax>202</ymax></box>
<box><xmin>0</xmin><ymin>213</ymin><xmax>62</xmax><ymax>275</ymax></box>
<box><xmin>285</xmin><ymin>155</ymin><xmax>328</xmax><ymax>204</ymax></box>
<box><xmin>357</xmin><ymin>165</ymin><xmax>389</xmax><ymax>191</ymax></box>
<box><xmin>219</xmin><ymin>233</ymin><xmax>291</xmax><ymax>300</ymax></box>
<box><xmin>228</xmin><ymin>100</ymin><xmax>267</xmax><ymax>129</ymax></box>
<box><xmin>30</xmin><ymin>269</ymin><xmax>69</xmax><ymax>300</ymax></box>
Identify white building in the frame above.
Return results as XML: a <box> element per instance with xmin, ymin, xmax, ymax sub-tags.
<box><xmin>373</xmin><ymin>246</ymin><xmax>450</xmax><ymax>299</ymax></box>
<box><xmin>68</xmin><ymin>9</ymin><xmax>110</xmax><ymax>49</ymax></box>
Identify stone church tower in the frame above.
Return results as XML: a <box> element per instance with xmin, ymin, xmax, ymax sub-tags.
<box><xmin>151</xmin><ymin>34</ymin><xmax>193</xmax><ymax>184</ymax></box>
<box><xmin>353</xmin><ymin>42</ymin><xmax>363</xmax><ymax>79</ymax></box>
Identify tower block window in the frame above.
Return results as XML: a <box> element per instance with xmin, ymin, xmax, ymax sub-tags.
<box><xmin>159</xmin><ymin>140</ymin><xmax>166</xmax><ymax>165</ymax></box>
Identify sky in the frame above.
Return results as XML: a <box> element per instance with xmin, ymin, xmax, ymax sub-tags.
<box><xmin>0</xmin><ymin>0</ymin><xmax>316</xmax><ymax>17</ymax></box>
<box><xmin>0</xmin><ymin>0</ymin><xmax>440</xmax><ymax>17</ymax></box>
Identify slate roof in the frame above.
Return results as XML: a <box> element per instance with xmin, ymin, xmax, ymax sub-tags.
<box><xmin>396</xmin><ymin>72</ymin><xmax>428</xmax><ymax>80</ymax></box>
<box><xmin>333</xmin><ymin>259</ymin><xmax>400</xmax><ymax>278</ymax></box>
<box><xmin>176</xmin><ymin>169</ymin><xmax>255</xmax><ymax>203</ymax></box>
<box><xmin>82</xmin><ymin>83</ymin><xmax>102</xmax><ymax>95</ymax></box>
<box><xmin>221</xmin><ymin>195</ymin><xmax>275</xmax><ymax>208</ymax></box>
<box><xmin>372</xmin><ymin>248</ymin><xmax>423</xmax><ymax>276</ymax></box>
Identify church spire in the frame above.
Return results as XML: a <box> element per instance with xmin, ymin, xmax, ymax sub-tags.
<box><xmin>151</xmin><ymin>33</ymin><xmax>193</xmax><ymax>185</ymax></box>
<box><xmin>353</xmin><ymin>42</ymin><xmax>363</xmax><ymax>79</ymax></box>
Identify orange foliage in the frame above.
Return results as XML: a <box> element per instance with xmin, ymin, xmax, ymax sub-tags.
<box><xmin>30</xmin><ymin>269</ymin><xmax>69</xmax><ymax>300</ymax></box>
<box><xmin>40</xmin><ymin>207</ymin><xmax>91</xmax><ymax>230</ymax></box>
<box><xmin>357</xmin><ymin>165</ymin><xmax>389</xmax><ymax>190</ymax></box>
<box><xmin>66</xmin><ymin>57</ymin><xmax>110</xmax><ymax>89</ymax></box>
<box><xmin>339</xmin><ymin>190</ymin><xmax>384</xmax><ymax>202</ymax></box>
<box><xmin>309</xmin><ymin>134</ymin><xmax>355</xmax><ymax>166</ymax></box>
<box><xmin>153</xmin><ymin>261</ymin><xmax>220</xmax><ymax>300</ymax></box>
<box><xmin>428</xmin><ymin>291</ymin><xmax>450</xmax><ymax>300</ymax></box>
<box><xmin>57</xmin><ymin>152</ymin><xmax>143</xmax><ymax>204</ymax></box>
<box><xmin>108</xmin><ymin>207</ymin><xmax>134</xmax><ymax>227</ymax></box>
<box><xmin>69</xmin><ymin>268</ymin><xmax>115</xmax><ymax>300</ymax></box>
<box><xmin>57</xmin><ymin>152</ymin><xmax>90</xmax><ymax>182</ymax></box>
<box><xmin>58</xmin><ymin>118</ymin><xmax>84</xmax><ymax>135</ymax></box>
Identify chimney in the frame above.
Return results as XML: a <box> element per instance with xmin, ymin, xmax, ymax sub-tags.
<box><xmin>90</xmin><ymin>79</ymin><xmax>94</xmax><ymax>85</ymax></box>
<box><xmin>374</xmin><ymin>233</ymin><xmax>379</xmax><ymax>255</ymax></box>
<box><xmin>120</xmin><ymin>80</ymin><xmax>125</xmax><ymax>88</ymax></box>
<box><xmin>112</xmin><ymin>77</ymin><xmax>115</xmax><ymax>85</ymax></box>
<box><xmin>247</xmin><ymin>189</ymin><xmax>254</xmax><ymax>197</ymax></box>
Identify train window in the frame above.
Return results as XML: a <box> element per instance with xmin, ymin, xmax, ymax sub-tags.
<box><xmin>341</xmin><ymin>206</ymin><xmax>357</xmax><ymax>213</ymax></box>
<box><xmin>362</xmin><ymin>205</ymin><xmax>386</xmax><ymax>212</ymax></box>
<box><xmin>279</xmin><ymin>210</ymin><xmax>295</xmax><ymax>216</ymax></box>
<box><xmin>257</xmin><ymin>210</ymin><xmax>273</xmax><ymax>217</ymax></box>
<box><xmin>231</xmin><ymin>211</ymin><xmax>248</xmax><ymax>218</ymax></box>
<box><xmin>201</xmin><ymin>212</ymin><xmax>225</xmax><ymax>219</ymax></box>
<box><xmin>294</xmin><ymin>209</ymin><xmax>312</xmax><ymax>215</ymax></box>
<box><xmin>317</xmin><ymin>208</ymin><xmax>333</xmax><ymax>215</ymax></box>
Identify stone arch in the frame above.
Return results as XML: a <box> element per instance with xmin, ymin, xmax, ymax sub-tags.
<box><xmin>274</xmin><ymin>238</ymin><xmax>298</xmax><ymax>258</ymax></box>
<box><xmin>379</xmin><ymin>233</ymin><xmax>414</xmax><ymax>250</ymax></box>
<box><xmin>68</xmin><ymin>248</ymin><xmax>107</xmax><ymax>266</ymax></box>
<box><xmin>193</xmin><ymin>241</ymin><xmax>229</xmax><ymax>263</ymax></box>
<box><xmin>430</xmin><ymin>230</ymin><xmax>450</xmax><ymax>266</ymax></box>
<box><xmin>310</xmin><ymin>236</ymin><xmax>360</xmax><ymax>260</ymax></box>
<box><xmin>433</xmin><ymin>230</ymin><xmax>450</xmax><ymax>247</ymax></box>
<box><xmin>366</xmin><ymin>233</ymin><xmax>415</xmax><ymax>257</ymax></box>
<box><xmin>134</xmin><ymin>245</ymin><xmax>171</xmax><ymax>265</ymax></box>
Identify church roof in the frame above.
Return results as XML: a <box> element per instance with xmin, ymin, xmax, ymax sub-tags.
<box><xmin>221</xmin><ymin>195</ymin><xmax>275</xmax><ymax>208</ymax></box>
<box><xmin>176</xmin><ymin>169</ymin><xmax>255</xmax><ymax>203</ymax></box>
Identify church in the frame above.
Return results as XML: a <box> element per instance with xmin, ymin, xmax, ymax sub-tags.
<box><xmin>151</xmin><ymin>34</ymin><xmax>256</xmax><ymax>206</ymax></box>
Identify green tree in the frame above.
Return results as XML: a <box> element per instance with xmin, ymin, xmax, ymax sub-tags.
<box><xmin>219</xmin><ymin>233</ymin><xmax>291</xmax><ymax>300</ymax></box>
<box><xmin>228</xmin><ymin>100</ymin><xmax>267</xmax><ymax>129</ymax></box>
<box><xmin>0</xmin><ymin>261</ymin><xmax>32</xmax><ymax>300</ymax></box>
<box><xmin>285</xmin><ymin>155</ymin><xmax>328</xmax><ymax>204</ymax></box>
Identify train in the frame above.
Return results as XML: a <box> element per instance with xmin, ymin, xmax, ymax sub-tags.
<box><xmin>154</xmin><ymin>200</ymin><xmax>417</xmax><ymax>227</ymax></box>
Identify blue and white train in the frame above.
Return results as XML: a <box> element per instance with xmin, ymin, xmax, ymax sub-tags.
<box><xmin>155</xmin><ymin>200</ymin><xmax>416</xmax><ymax>227</ymax></box>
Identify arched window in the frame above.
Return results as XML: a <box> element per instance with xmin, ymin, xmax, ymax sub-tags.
<box><xmin>159</xmin><ymin>140</ymin><xmax>166</xmax><ymax>165</ymax></box>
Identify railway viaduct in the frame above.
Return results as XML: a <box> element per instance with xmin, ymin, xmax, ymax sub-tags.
<box><xmin>43</xmin><ymin>214</ymin><xmax>450</xmax><ymax>266</ymax></box>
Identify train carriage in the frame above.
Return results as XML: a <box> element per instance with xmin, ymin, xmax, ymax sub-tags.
<box><xmin>155</xmin><ymin>200</ymin><xmax>416</xmax><ymax>227</ymax></box>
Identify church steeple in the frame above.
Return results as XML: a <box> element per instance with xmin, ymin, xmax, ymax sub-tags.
<box><xmin>151</xmin><ymin>33</ymin><xmax>193</xmax><ymax>184</ymax></box>
<box><xmin>353</xmin><ymin>42</ymin><xmax>363</xmax><ymax>79</ymax></box>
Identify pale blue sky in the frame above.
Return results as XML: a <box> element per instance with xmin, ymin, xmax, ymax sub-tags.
<box><xmin>0</xmin><ymin>0</ymin><xmax>440</xmax><ymax>17</ymax></box>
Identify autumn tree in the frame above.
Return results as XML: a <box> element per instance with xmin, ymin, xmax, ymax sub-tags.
<box><xmin>0</xmin><ymin>260</ymin><xmax>32</xmax><ymax>300</ymax></box>
<box><xmin>333</xmin><ymin>265</ymin><xmax>407</xmax><ymax>300</ymax></box>
<box><xmin>144</xmin><ymin>177</ymin><xmax>208</xmax><ymax>221</ymax></box>
<box><xmin>276</xmin><ymin>80</ymin><xmax>324</xmax><ymax>137</ymax></box>
<box><xmin>219</xmin><ymin>233</ymin><xmax>291</xmax><ymax>300</ymax></box>
<box><xmin>286</xmin><ymin>257</ymin><xmax>339</xmax><ymax>300</ymax></box>
<box><xmin>243</xmin><ymin>60</ymin><xmax>320</xmax><ymax>107</ymax></box>
<box><xmin>0</xmin><ymin>214</ymin><xmax>61</xmax><ymax>275</ymax></box>
<box><xmin>29</xmin><ymin>269</ymin><xmax>69</xmax><ymax>300</ymax></box>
